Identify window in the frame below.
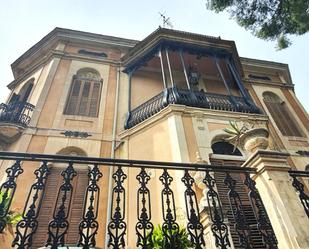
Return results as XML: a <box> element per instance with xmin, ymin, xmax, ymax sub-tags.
<box><xmin>64</xmin><ymin>68</ymin><xmax>102</xmax><ymax>117</ymax></box>
<box><xmin>9</xmin><ymin>78</ymin><xmax>34</xmax><ymax>104</ymax></box>
<box><xmin>211</xmin><ymin>141</ymin><xmax>242</xmax><ymax>156</ymax></box>
<box><xmin>263</xmin><ymin>92</ymin><xmax>303</xmax><ymax>137</ymax></box>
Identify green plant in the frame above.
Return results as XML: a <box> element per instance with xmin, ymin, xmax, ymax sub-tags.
<box><xmin>223</xmin><ymin>120</ymin><xmax>249</xmax><ymax>152</ymax></box>
<box><xmin>147</xmin><ymin>225</ymin><xmax>193</xmax><ymax>249</ymax></box>
<box><xmin>0</xmin><ymin>191</ymin><xmax>22</xmax><ymax>236</ymax></box>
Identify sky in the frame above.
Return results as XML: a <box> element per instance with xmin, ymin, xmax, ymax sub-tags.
<box><xmin>0</xmin><ymin>0</ymin><xmax>308</xmax><ymax>112</ymax></box>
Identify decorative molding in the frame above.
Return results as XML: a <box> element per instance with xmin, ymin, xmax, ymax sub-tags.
<box><xmin>60</xmin><ymin>130</ymin><xmax>91</xmax><ymax>138</ymax></box>
<box><xmin>295</xmin><ymin>150</ymin><xmax>309</xmax><ymax>157</ymax></box>
<box><xmin>78</xmin><ymin>49</ymin><xmax>108</xmax><ymax>58</ymax></box>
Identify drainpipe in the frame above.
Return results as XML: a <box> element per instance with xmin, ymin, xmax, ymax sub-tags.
<box><xmin>105</xmin><ymin>65</ymin><xmax>121</xmax><ymax>248</ymax></box>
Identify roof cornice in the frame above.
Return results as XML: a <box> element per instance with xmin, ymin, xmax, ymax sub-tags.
<box><xmin>121</xmin><ymin>28</ymin><xmax>243</xmax><ymax>75</ymax></box>
<box><xmin>11</xmin><ymin>27</ymin><xmax>139</xmax><ymax>79</ymax></box>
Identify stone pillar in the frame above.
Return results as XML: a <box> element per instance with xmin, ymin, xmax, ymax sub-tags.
<box><xmin>242</xmin><ymin>150</ymin><xmax>309</xmax><ymax>249</ymax></box>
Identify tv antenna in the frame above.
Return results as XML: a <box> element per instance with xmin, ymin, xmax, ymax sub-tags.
<box><xmin>159</xmin><ymin>12</ymin><xmax>173</xmax><ymax>29</ymax></box>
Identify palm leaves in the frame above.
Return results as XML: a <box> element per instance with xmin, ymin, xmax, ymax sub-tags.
<box><xmin>223</xmin><ymin>121</ymin><xmax>249</xmax><ymax>152</ymax></box>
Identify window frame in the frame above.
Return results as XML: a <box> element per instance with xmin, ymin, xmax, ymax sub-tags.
<box><xmin>64</xmin><ymin>73</ymin><xmax>103</xmax><ymax>117</ymax></box>
<box><xmin>263</xmin><ymin>91</ymin><xmax>304</xmax><ymax>137</ymax></box>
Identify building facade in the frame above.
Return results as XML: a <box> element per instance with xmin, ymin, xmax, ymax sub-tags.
<box><xmin>0</xmin><ymin>27</ymin><xmax>308</xmax><ymax>249</ymax></box>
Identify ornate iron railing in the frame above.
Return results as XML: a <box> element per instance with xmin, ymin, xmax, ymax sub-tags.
<box><xmin>125</xmin><ymin>87</ymin><xmax>261</xmax><ymax>129</ymax></box>
<box><xmin>0</xmin><ymin>101</ymin><xmax>35</xmax><ymax>127</ymax></box>
<box><xmin>0</xmin><ymin>151</ymin><xmax>278</xmax><ymax>249</ymax></box>
<box><xmin>289</xmin><ymin>170</ymin><xmax>309</xmax><ymax>217</ymax></box>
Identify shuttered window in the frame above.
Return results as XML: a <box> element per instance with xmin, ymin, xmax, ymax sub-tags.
<box><xmin>31</xmin><ymin>166</ymin><xmax>89</xmax><ymax>248</ymax></box>
<box><xmin>64</xmin><ymin>69</ymin><xmax>102</xmax><ymax>117</ymax></box>
<box><xmin>263</xmin><ymin>92</ymin><xmax>303</xmax><ymax>137</ymax></box>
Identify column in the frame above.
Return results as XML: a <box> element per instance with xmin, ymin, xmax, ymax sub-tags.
<box><xmin>165</xmin><ymin>48</ymin><xmax>174</xmax><ymax>88</ymax></box>
<box><xmin>214</xmin><ymin>55</ymin><xmax>232</xmax><ymax>96</ymax></box>
<box><xmin>178</xmin><ymin>50</ymin><xmax>190</xmax><ymax>90</ymax></box>
<box><xmin>226</xmin><ymin>57</ymin><xmax>252</xmax><ymax>102</ymax></box>
<box><xmin>159</xmin><ymin>49</ymin><xmax>167</xmax><ymax>89</ymax></box>
<box><xmin>242</xmin><ymin>150</ymin><xmax>309</xmax><ymax>249</ymax></box>
<box><xmin>128</xmin><ymin>71</ymin><xmax>132</xmax><ymax>112</ymax></box>
<box><xmin>124</xmin><ymin>71</ymin><xmax>133</xmax><ymax>129</ymax></box>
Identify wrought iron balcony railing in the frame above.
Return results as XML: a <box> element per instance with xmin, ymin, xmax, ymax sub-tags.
<box><xmin>125</xmin><ymin>87</ymin><xmax>261</xmax><ymax>129</ymax></box>
<box><xmin>0</xmin><ymin>151</ymin><xmax>282</xmax><ymax>249</ymax></box>
<box><xmin>0</xmin><ymin>101</ymin><xmax>35</xmax><ymax>127</ymax></box>
<box><xmin>289</xmin><ymin>170</ymin><xmax>309</xmax><ymax>217</ymax></box>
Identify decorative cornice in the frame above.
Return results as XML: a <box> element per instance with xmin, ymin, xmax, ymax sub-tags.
<box><xmin>242</xmin><ymin>149</ymin><xmax>291</xmax><ymax>174</ymax></box>
<box><xmin>240</xmin><ymin>56</ymin><xmax>293</xmax><ymax>85</ymax></box>
<box><xmin>7</xmin><ymin>50</ymin><xmax>122</xmax><ymax>90</ymax></box>
<box><xmin>10</xmin><ymin>27</ymin><xmax>138</xmax><ymax>80</ymax></box>
<box><xmin>120</xmin><ymin>104</ymin><xmax>268</xmax><ymax>139</ymax></box>
<box><xmin>243</xmin><ymin>79</ymin><xmax>295</xmax><ymax>90</ymax></box>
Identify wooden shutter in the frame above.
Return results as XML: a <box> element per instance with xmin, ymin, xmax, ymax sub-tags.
<box><xmin>264</xmin><ymin>94</ymin><xmax>303</xmax><ymax>137</ymax></box>
<box><xmin>65</xmin><ymin>79</ymin><xmax>82</xmax><ymax>115</ymax></box>
<box><xmin>89</xmin><ymin>82</ymin><xmax>101</xmax><ymax>117</ymax></box>
<box><xmin>31</xmin><ymin>167</ymin><xmax>88</xmax><ymax>248</ymax></box>
<box><xmin>210</xmin><ymin>159</ymin><xmax>273</xmax><ymax>249</ymax></box>
<box><xmin>78</xmin><ymin>81</ymin><xmax>91</xmax><ymax>116</ymax></box>
<box><xmin>64</xmin><ymin>76</ymin><xmax>102</xmax><ymax>117</ymax></box>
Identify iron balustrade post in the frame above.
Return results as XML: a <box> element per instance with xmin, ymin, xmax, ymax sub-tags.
<box><xmin>135</xmin><ymin>167</ymin><xmax>154</xmax><ymax>248</ymax></box>
<box><xmin>244</xmin><ymin>172</ymin><xmax>278</xmax><ymax>248</ymax></box>
<box><xmin>289</xmin><ymin>172</ymin><xmax>309</xmax><ymax>217</ymax></box>
<box><xmin>78</xmin><ymin>164</ymin><xmax>103</xmax><ymax>248</ymax></box>
<box><xmin>107</xmin><ymin>166</ymin><xmax>127</xmax><ymax>248</ymax></box>
<box><xmin>224</xmin><ymin>172</ymin><xmax>252</xmax><ymax>249</ymax></box>
<box><xmin>203</xmin><ymin>170</ymin><xmax>230</xmax><ymax>249</ymax></box>
<box><xmin>159</xmin><ymin>169</ymin><xmax>180</xmax><ymax>248</ymax></box>
<box><xmin>0</xmin><ymin>160</ymin><xmax>23</xmax><ymax>232</ymax></box>
<box><xmin>13</xmin><ymin>161</ymin><xmax>50</xmax><ymax>248</ymax></box>
<box><xmin>181</xmin><ymin>169</ymin><xmax>205</xmax><ymax>248</ymax></box>
<box><xmin>46</xmin><ymin>162</ymin><xmax>77</xmax><ymax>248</ymax></box>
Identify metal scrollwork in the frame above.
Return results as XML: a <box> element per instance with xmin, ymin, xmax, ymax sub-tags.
<box><xmin>78</xmin><ymin>164</ymin><xmax>103</xmax><ymax>248</ymax></box>
<box><xmin>136</xmin><ymin>167</ymin><xmax>153</xmax><ymax>248</ymax></box>
<box><xmin>244</xmin><ymin>172</ymin><xmax>278</xmax><ymax>248</ymax></box>
<box><xmin>46</xmin><ymin>163</ymin><xmax>77</xmax><ymax>248</ymax></box>
<box><xmin>203</xmin><ymin>170</ymin><xmax>230</xmax><ymax>249</ymax></box>
<box><xmin>181</xmin><ymin>169</ymin><xmax>205</xmax><ymax>248</ymax></box>
<box><xmin>13</xmin><ymin>161</ymin><xmax>50</xmax><ymax>248</ymax></box>
<box><xmin>108</xmin><ymin>166</ymin><xmax>127</xmax><ymax>248</ymax></box>
<box><xmin>290</xmin><ymin>174</ymin><xmax>309</xmax><ymax>217</ymax></box>
<box><xmin>159</xmin><ymin>169</ymin><xmax>180</xmax><ymax>248</ymax></box>
<box><xmin>224</xmin><ymin>172</ymin><xmax>252</xmax><ymax>249</ymax></box>
<box><xmin>0</xmin><ymin>160</ymin><xmax>23</xmax><ymax>232</ymax></box>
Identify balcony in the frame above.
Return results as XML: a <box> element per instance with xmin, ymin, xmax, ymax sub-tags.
<box><xmin>0</xmin><ymin>101</ymin><xmax>34</xmax><ymax>144</ymax></box>
<box><xmin>0</xmin><ymin>152</ymin><xmax>307</xmax><ymax>249</ymax></box>
<box><xmin>125</xmin><ymin>87</ymin><xmax>261</xmax><ymax>129</ymax></box>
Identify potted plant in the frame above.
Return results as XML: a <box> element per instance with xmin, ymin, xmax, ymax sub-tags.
<box><xmin>223</xmin><ymin>120</ymin><xmax>248</xmax><ymax>152</ymax></box>
<box><xmin>146</xmin><ymin>225</ymin><xmax>193</xmax><ymax>249</ymax></box>
<box><xmin>0</xmin><ymin>191</ymin><xmax>22</xmax><ymax>248</ymax></box>
<box><xmin>224</xmin><ymin>120</ymin><xmax>269</xmax><ymax>153</ymax></box>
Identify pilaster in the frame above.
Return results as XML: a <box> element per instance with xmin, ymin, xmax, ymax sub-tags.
<box><xmin>243</xmin><ymin>150</ymin><xmax>309</xmax><ymax>249</ymax></box>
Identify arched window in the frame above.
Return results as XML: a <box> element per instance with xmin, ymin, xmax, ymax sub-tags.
<box><xmin>64</xmin><ymin>68</ymin><xmax>102</xmax><ymax>117</ymax></box>
<box><xmin>211</xmin><ymin>141</ymin><xmax>242</xmax><ymax>156</ymax></box>
<box><xmin>9</xmin><ymin>78</ymin><xmax>34</xmax><ymax>103</ymax></box>
<box><xmin>263</xmin><ymin>92</ymin><xmax>303</xmax><ymax>137</ymax></box>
